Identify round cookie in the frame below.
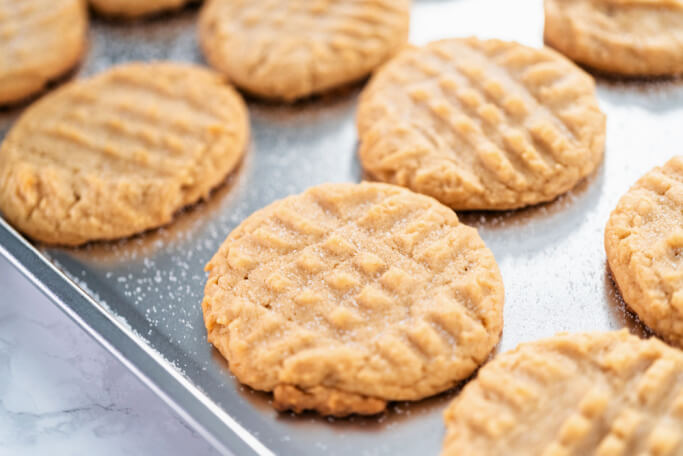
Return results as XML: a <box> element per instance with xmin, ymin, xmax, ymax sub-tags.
<box><xmin>198</xmin><ymin>0</ymin><xmax>411</xmax><ymax>101</ymax></box>
<box><xmin>442</xmin><ymin>330</ymin><xmax>683</xmax><ymax>455</ymax></box>
<box><xmin>89</xmin><ymin>0</ymin><xmax>197</xmax><ymax>18</ymax></box>
<box><xmin>605</xmin><ymin>157</ymin><xmax>683</xmax><ymax>347</ymax></box>
<box><xmin>0</xmin><ymin>0</ymin><xmax>87</xmax><ymax>106</ymax></box>
<box><xmin>0</xmin><ymin>62</ymin><xmax>248</xmax><ymax>246</ymax></box>
<box><xmin>202</xmin><ymin>182</ymin><xmax>504</xmax><ymax>416</ymax></box>
<box><xmin>544</xmin><ymin>0</ymin><xmax>683</xmax><ymax>76</ymax></box>
<box><xmin>357</xmin><ymin>37</ymin><xmax>606</xmax><ymax>211</ymax></box>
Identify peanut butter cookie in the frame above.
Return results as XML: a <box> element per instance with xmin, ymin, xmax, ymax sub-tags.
<box><xmin>605</xmin><ymin>157</ymin><xmax>683</xmax><ymax>347</ymax></box>
<box><xmin>89</xmin><ymin>0</ymin><xmax>197</xmax><ymax>18</ymax></box>
<box><xmin>0</xmin><ymin>62</ymin><xmax>248</xmax><ymax>246</ymax></box>
<box><xmin>544</xmin><ymin>0</ymin><xmax>683</xmax><ymax>76</ymax></box>
<box><xmin>202</xmin><ymin>182</ymin><xmax>504</xmax><ymax>416</ymax></box>
<box><xmin>198</xmin><ymin>0</ymin><xmax>411</xmax><ymax>101</ymax></box>
<box><xmin>0</xmin><ymin>0</ymin><xmax>87</xmax><ymax>105</ymax></box>
<box><xmin>357</xmin><ymin>37</ymin><xmax>606</xmax><ymax>210</ymax></box>
<box><xmin>443</xmin><ymin>330</ymin><xmax>683</xmax><ymax>455</ymax></box>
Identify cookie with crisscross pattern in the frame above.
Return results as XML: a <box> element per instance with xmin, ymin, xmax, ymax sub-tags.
<box><xmin>202</xmin><ymin>182</ymin><xmax>504</xmax><ymax>416</ymax></box>
<box><xmin>199</xmin><ymin>0</ymin><xmax>411</xmax><ymax>101</ymax></box>
<box><xmin>0</xmin><ymin>62</ymin><xmax>248</xmax><ymax>245</ymax></box>
<box><xmin>0</xmin><ymin>0</ymin><xmax>87</xmax><ymax>105</ymax></box>
<box><xmin>357</xmin><ymin>37</ymin><xmax>606</xmax><ymax>210</ymax></box>
<box><xmin>545</xmin><ymin>0</ymin><xmax>683</xmax><ymax>76</ymax></box>
<box><xmin>443</xmin><ymin>330</ymin><xmax>683</xmax><ymax>455</ymax></box>
<box><xmin>606</xmin><ymin>157</ymin><xmax>683</xmax><ymax>347</ymax></box>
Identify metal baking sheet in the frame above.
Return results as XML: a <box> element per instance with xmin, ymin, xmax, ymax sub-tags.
<box><xmin>1</xmin><ymin>0</ymin><xmax>682</xmax><ymax>454</ymax></box>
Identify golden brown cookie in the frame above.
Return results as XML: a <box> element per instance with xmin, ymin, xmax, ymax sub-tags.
<box><xmin>0</xmin><ymin>62</ymin><xmax>248</xmax><ymax>246</ymax></box>
<box><xmin>605</xmin><ymin>157</ymin><xmax>683</xmax><ymax>347</ymax></box>
<box><xmin>357</xmin><ymin>37</ymin><xmax>606</xmax><ymax>211</ymax></box>
<box><xmin>89</xmin><ymin>0</ymin><xmax>197</xmax><ymax>18</ymax></box>
<box><xmin>544</xmin><ymin>0</ymin><xmax>683</xmax><ymax>76</ymax></box>
<box><xmin>202</xmin><ymin>182</ymin><xmax>504</xmax><ymax>416</ymax></box>
<box><xmin>198</xmin><ymin>0</ymin><xmax>411</xmax><ymax>101</ymax></box>
<box><xmin>442</xmin><ymin>330</ymin><xmax>683</xmax><ymax>455</ymax></box>
<box><xmin>0</xmin><ymin>0</ymin><xmax>87</xmax><ymax>106</ymax></box>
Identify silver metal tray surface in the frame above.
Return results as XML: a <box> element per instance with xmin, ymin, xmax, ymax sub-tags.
<box><xmin>1</xmin><ymin>0</ymin><xmax>682</xmax><ymax>454</ymax></box>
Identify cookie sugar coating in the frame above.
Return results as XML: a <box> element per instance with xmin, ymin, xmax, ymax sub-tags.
<box><xmin>0</xmin><ymin>62</ymin><xmax>248</xmax><ymax>246</ymax></box>
<box><xmin>89</xmin><ymin>0</ymin><xmax>196</xmax><ymax>18</ymax></box>
<box><xmin>203</xmin><ymin>182</ymin><xmax>504</xmax><ymax>416</ymax></box>
<box><xmin>198</xmin><ymin>0</ymin><xmax>411</xmax><ymax>101</ymax></box>
<box><xmin>357</xmin><ymin>37</ymin><xmax>605</xmax><ymax>211</ymax></box>
<box><xmin>605</xmin><ymin>157</ymin><xmax>683</xmax><ymax>347</ymax></box>
<box><xmin>0</xmin><ymin>0</ymin><xmax>87</xmax><ymax>105</ymax></box>
<box><xmin>443</xmin><ymin>330</ymin><xmax>683</xmax><ymax>455</ymax></box>
<box><xmin>544</xmin><ymin>0</ymin><xmax>683</xmax><ymax>76</ymax></box>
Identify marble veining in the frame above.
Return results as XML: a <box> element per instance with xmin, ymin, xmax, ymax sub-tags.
<box><xmin>0</xmin><ymin>256</ymin><xmax>219</xmax><ymax>456</ymax></box>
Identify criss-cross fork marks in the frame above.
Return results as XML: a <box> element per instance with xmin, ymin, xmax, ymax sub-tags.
<box><xmin>17</xmin><ymin>64</ymin><xmax>244</xmax><ymax>187</ymax></box>
<box><xmin>443</xmin><ymin>332</ymin><xmax>683</xmax><ymax>456</ymax></box>
<box><xmin>227</xmin><ymin>0</ymin><xmax>407</xmax><ymax>60</ymax></box>
<box><xmin>0</xmin><ymin>0</ymin><xmax>86</xmax><ymax>104</ymax></box>
<box><xmin>639</xmin><ymin>159</ymin><xmax>683</xmax><ymax>293</ymax></box>
<box><xmin>540</xmin><ymin>358</ymin><xmax>683</xmax><ymax>456</ymax></box>
<box><xmin>206</xmin><ymin>183</ymin><xmax>503</xmax><ymax>398</ymax></box>
<box><xmin>544</xmin><ymin>0</ymin><xmax>683</xmax><ymax>77</ymax></box>
<box><xmin>0</xmin><ymin>0</ymin><xmax>77</xmax><ymax>52</ymax></box>
<box><xmin>358</xmin><ymin>37</ymin><xmax>605</xmax><ymax>210</ymax></box>
<box><xmin>0</xmin><ymin>62</ymin><xmax>247</xmax><ymax>245</ymax></box>
<box><xmin>606</xmin><ymin>157</ymin><xmax>683</xmax><ymax>345</ymax></box>
<box><xmin>200</xmin><ymin>0</ymin><xmax>410</xmax><ymax>100</ymax></box>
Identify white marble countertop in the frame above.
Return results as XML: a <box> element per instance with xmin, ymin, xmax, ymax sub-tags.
<box><xmin>0</xmin><ymin>255</ymin><xmax>219</xmax><ymax>455</ymax></box>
